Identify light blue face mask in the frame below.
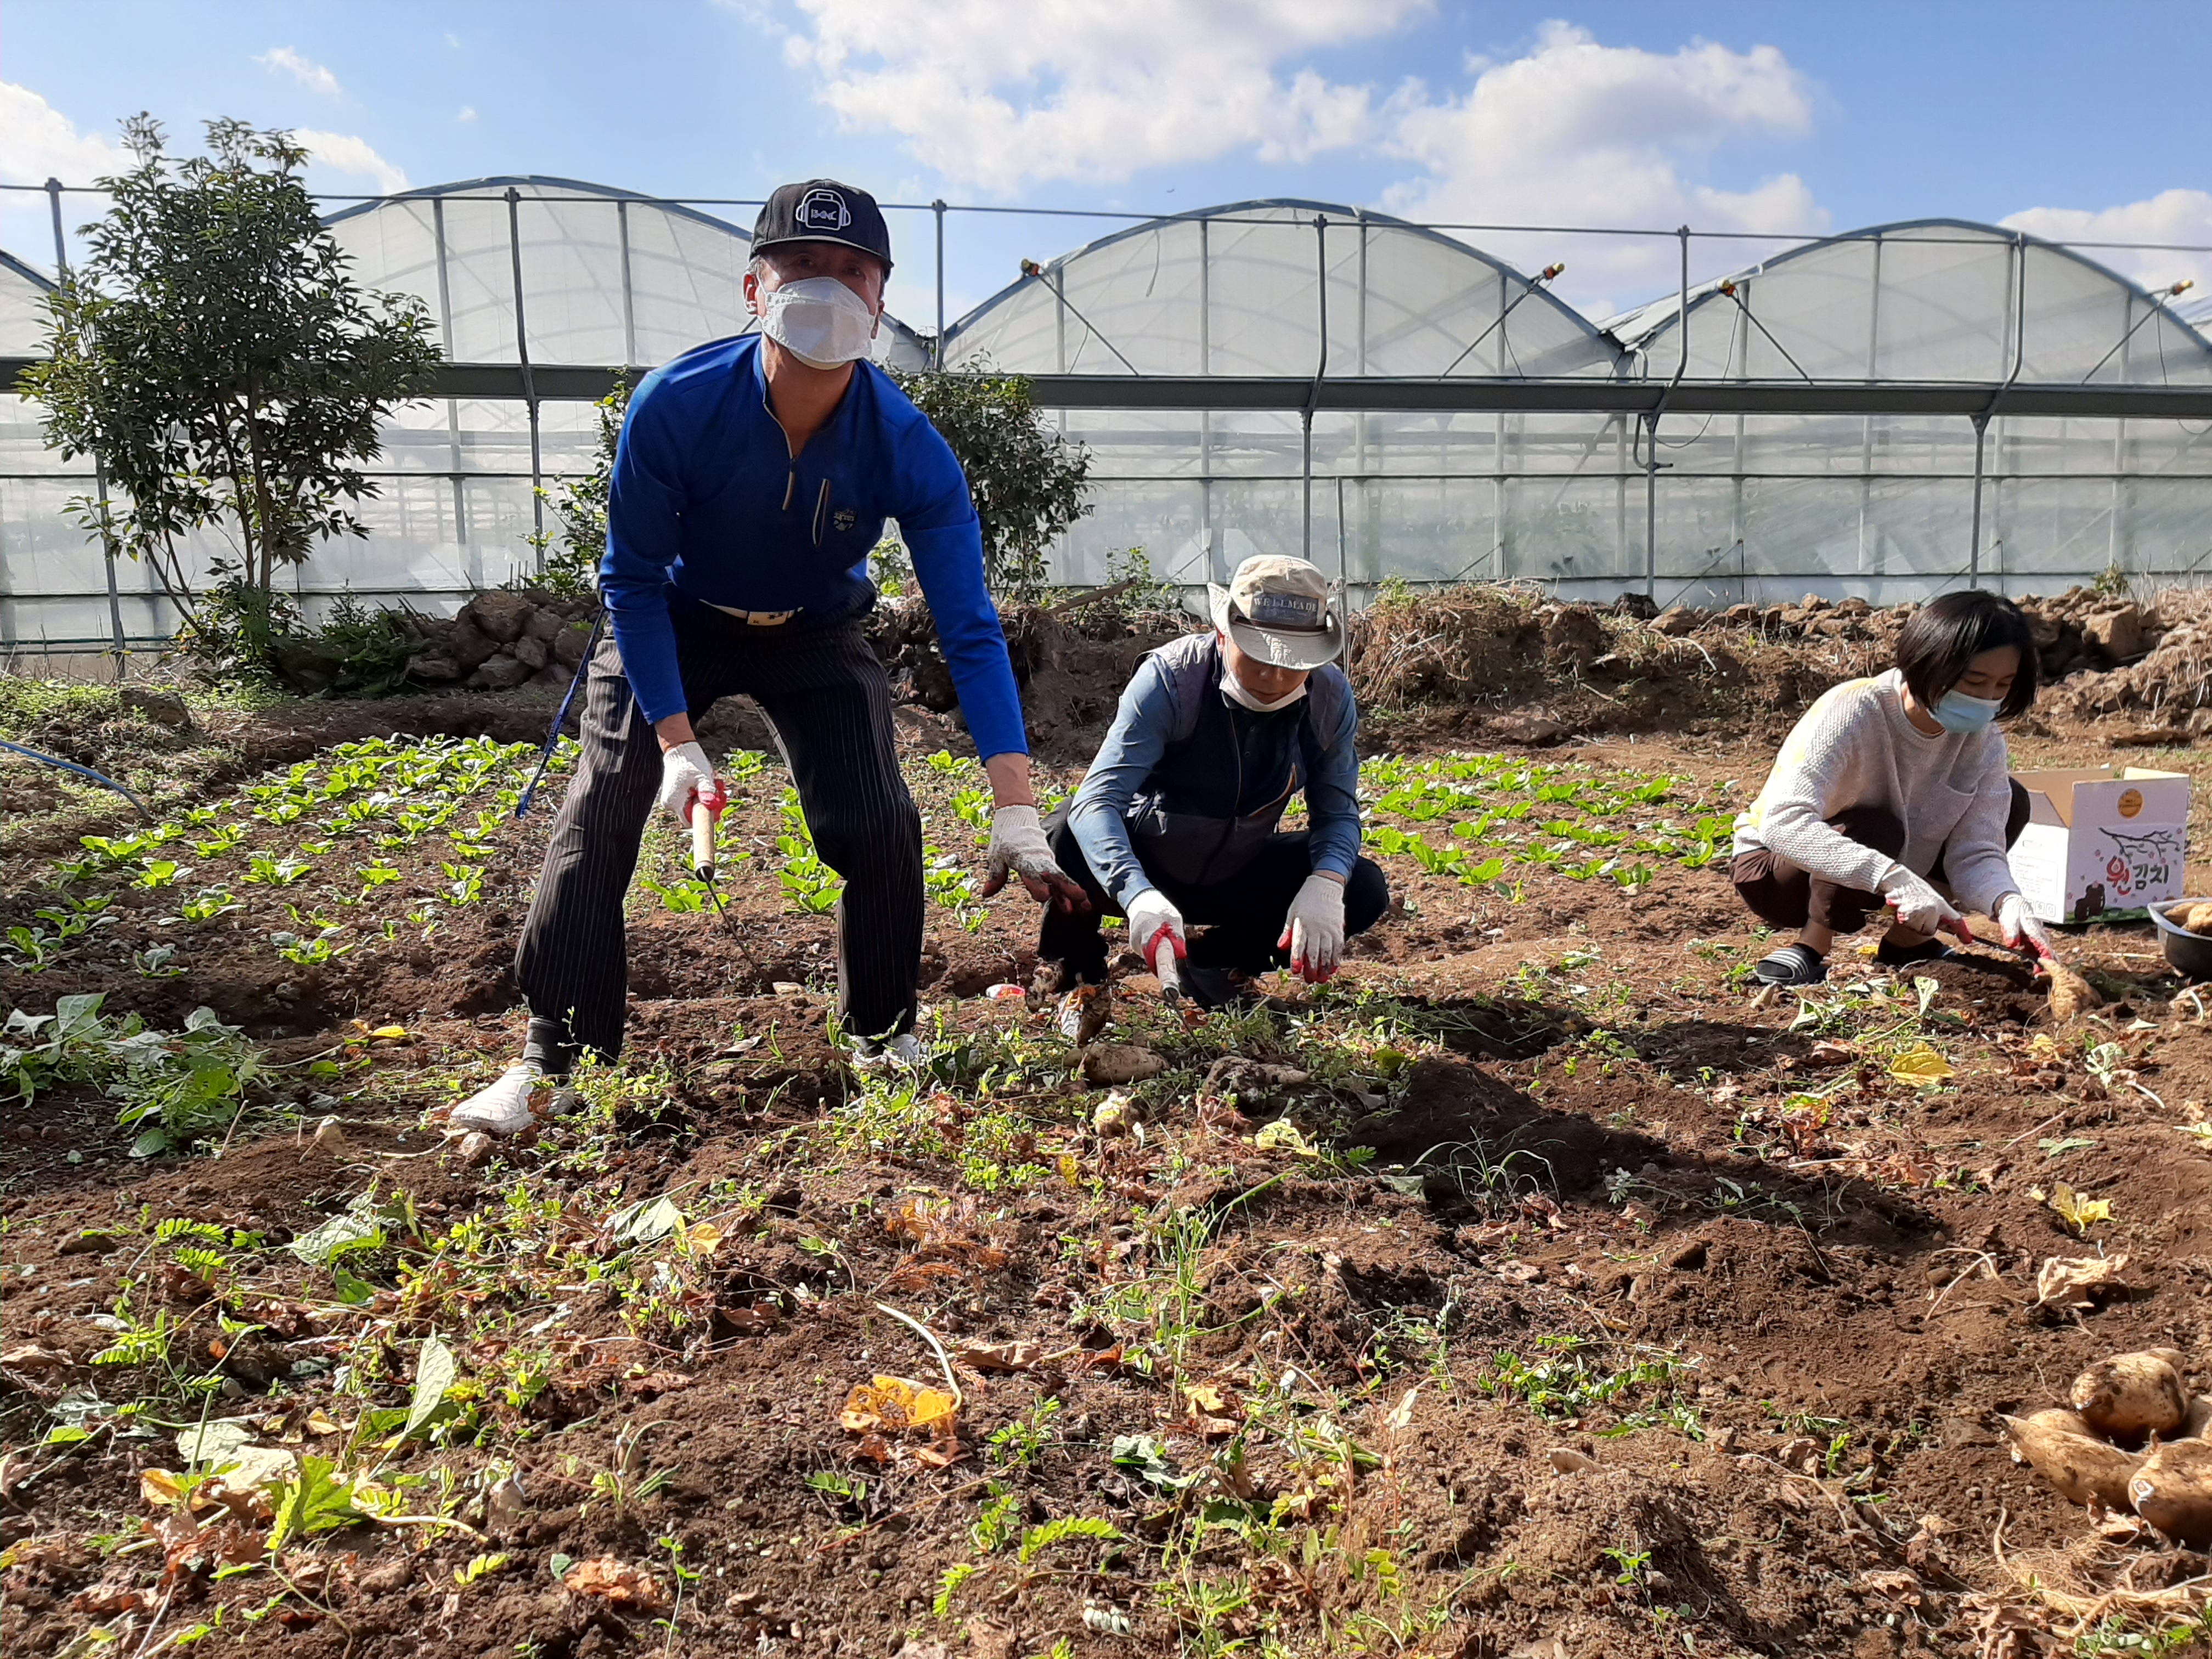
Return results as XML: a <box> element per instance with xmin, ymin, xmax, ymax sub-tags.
<box><xmin>1932</xmin><ymin>688</ymin><xmax>2003</xmax><ymax>733</ymax></box>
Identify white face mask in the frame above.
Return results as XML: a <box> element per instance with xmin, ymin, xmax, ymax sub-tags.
<box><xmin>758</xmin><ymin>276</ymin><xmax>879</xmax><ymax>369</ymax></box>
<box><xmin>1220</xmin><ymin>670</ymin><xmax>1307</xmax><ymax>713</ymax></box>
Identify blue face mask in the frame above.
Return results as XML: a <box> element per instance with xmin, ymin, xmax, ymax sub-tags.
<box><xmin>1932</xmin><ymin>688</ymin><xmax>2003</xmax><ymax>733</ymax></box>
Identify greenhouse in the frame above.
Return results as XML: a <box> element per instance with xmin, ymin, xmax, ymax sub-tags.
<box><xmin>2</xmin><ymin>185</ymin><xmax>2209</xmax><ymax>653</ymax></box>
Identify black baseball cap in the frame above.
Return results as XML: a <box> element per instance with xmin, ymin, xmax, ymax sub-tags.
<box><xmin>752</xmin><ymin>179</ymin><xmax>893</xmax><ymax>272</ymax></box>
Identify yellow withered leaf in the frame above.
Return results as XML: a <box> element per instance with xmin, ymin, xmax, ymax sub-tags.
<box><xmin>368</xmin><ymin>1025</ymin><xmax>409</xmax><ymax>1041</ymax></box>
<box><xmin>839</xmin><ymin>1374</ymin><xmax>958</xmax><ymax>1435</ymax></box>
<box><xmin>1888</xmin><ymin>1045</ymin><xmax>1953</xmax><ymax>1082</ymax></box>
<box><xmin>2046</xmin><ymin>1182</ymin><xmax>2113</xmax><ymax>1235</ymax></box>
<box><xmin>139</xmin><ymin>1469</ymin><xmax>187</xmax><ymax>1508</ymax></box>
<box><xmin>1185</xmin><ymin>1383</ymin><xmax>1230</xmax><ymax>1415</ymax></box>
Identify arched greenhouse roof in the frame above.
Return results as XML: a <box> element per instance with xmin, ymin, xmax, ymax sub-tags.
<box><xmin>943</xmin><ymin>199</ymin><xmax>1624</xmax><ymax>380</ymax></box>
<box><xmin>1606</xmin><ymin>218</ymin><xmax>2212</xmax><ymax>385</ymax></box>
<box><xmin>321</xmin><ymin>174</ymin><xmax>929</xmax><ymax>371</ymax></box>
<box><xmin>0</xmin><ymin>249</ymin><xmax>55</xmax><ymax>357</ymax></box>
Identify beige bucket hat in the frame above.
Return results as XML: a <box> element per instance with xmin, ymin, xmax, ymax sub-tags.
<box><xmin>1206</xmin><ymin>554</ymin><xmax>1344</xmax><ymax>671</ymax></box>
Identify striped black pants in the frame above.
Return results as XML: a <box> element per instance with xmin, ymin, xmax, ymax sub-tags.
<box><xmin>515</xmin><ymin>592</ymin><xmax>923</xmax><ymax>1060</ymax></box>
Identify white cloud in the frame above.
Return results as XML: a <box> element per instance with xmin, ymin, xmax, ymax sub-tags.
<box><xmin>1381</xmin><ymin>23</ymin><xmax>1827</xmax><ymax>318</ymax></box>
<box><xmin>455</xmin><ymin>106</ymin><xmax>478</xmax><ymax>124</ymax></box>
<box><xmin>294</xmin><ymin>130</ymin><xmax>409</xmax><ymax>196</ymax></box>
<box><xmin>0</xmin><ymin>82</ymin><xmax>131</xmax><ymax>186</ymax></box>
<box><xmin>0</xmin><ymin>84</ymin><xmax>132</xmax><ymax>266</ymax></box>
<box><xmin>781</xmin><ymin>0</ymin><xmax>1431</xmax><ymax>193</ymax></box>
<box><xmin>771</xmin><ymin>9</ymin><xmax>1830</xmax><ymax>317</ymax></box>
<box><xmin>2002</xmin><ymin>189</ymin><xmax>2210</xmax><ymax>296</ymax></box>
<box><xmin>256</xmin><ymin>46</ymin><xmax>343</xmax><ymax>98</ymax></box>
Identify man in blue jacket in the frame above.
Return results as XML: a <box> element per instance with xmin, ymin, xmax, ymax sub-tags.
<box><xmin>1042</xmin><ymin>555</ymin><xmax>1389</xmax><ymax>1007</ymax></box>
<box><xmin>455</xmin><ymin>179</ymin><xmax>1082</xmax><ymax>1133</ymax></box>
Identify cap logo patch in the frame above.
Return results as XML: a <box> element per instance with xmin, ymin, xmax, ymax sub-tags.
<box><xmin>1245</xmin><ymin>590</ymin><xmax>1323</xmax><ymax>630</ymax></box>
<box><xmin>799</xmin><ymin>188</ymin><xmax>852</xmax><ymax>232</ymax></box>
<box><xmin>833</xmin><ymin>507</ymin><xmax>856</xmax><ymax>532</ymax></box>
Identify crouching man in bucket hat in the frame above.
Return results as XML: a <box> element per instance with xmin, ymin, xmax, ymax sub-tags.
<box><xmin>449</xmin><ymin>179</ymin><xmax>1084</xmax><ymax>1135</ymax></box>
<box><xmin>1037</xmin><ymin>554</ymin><xmax>1390</xmax><ymax>1007</ymax></box>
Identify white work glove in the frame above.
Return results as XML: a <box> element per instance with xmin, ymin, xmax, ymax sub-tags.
<box><xmin>1125</xmin><ymin>888</ymin><xmax>1187</xmax><ymax>975</ymax></box>
<box><xmin>1996</xmin><ymin>893</ymin><xmax>2055</xmax><ymax>958</ymax></box>
<box><xmin>1278</xmin><ymin>872</ymin><xmax>1348</xmax><ymax>984</ymax></box>
<box><xmin>979</xmin><ymin>805</ymin><xmax>1086</xmax><ymax>910</ymax></box>
<box><xmin>654</xmin><ymin>741</ymin><xmax>720</xmax><ymax>828</ymax></box>
<box><xmin>1877</xmin><ymin>864</ymin><xmax>1962</xmax><ymax>938</ymax></box>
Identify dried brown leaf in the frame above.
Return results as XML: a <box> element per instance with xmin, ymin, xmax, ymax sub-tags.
<box><xmin>2032</xmin><ymin>1252</ymin><xmax>2130</xmax><ymax>1310</ymax></box>
<box><xmin>561</xmin><ymin>1556</ymin><xmax>667</xmax><ymax>1611</ymax></box>
<box><xmin>1</xmin><ymin>1344</ymin><xmax>71</xmax><ymax>1370</ymax></box>
<box><xmin>956</xmin><ymin>1341</ymin><xmax>1057</xmax><ymax>1373</ymax></box>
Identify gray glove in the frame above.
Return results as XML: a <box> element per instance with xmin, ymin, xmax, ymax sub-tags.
<box><xmin>1126</xmin><ymin>888</ymin><xmax>1187</xmax><ymax>974</ymax></box>
<box><xmin>655</xmin><ymin>741</ymin><xmax>718</xmax><ymax>828</ymax></box>
<box><xmin>1877</xmin><ymin>864</ymin><xmax>1961</xmax><ymax>936</ymax></box>
<box><xmin>1278</xmin><ymin>873</ymin><xmax>1347</xmax><ymax>983</ymax></box>
<box><xmin>981</xmin><ymin>805</ymin><xmax>1088</xmax><ymax>910</ymax></box>
<box><xmin>1997</xmin><ymin>893</ymin><xmax>2055</xmax><ymax>957</ymax></box>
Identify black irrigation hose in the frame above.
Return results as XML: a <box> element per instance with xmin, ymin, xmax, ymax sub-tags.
<box><xmin>0</xmin><ymin>738</ymin><xmax>149</xmax><ymax>814</ymax></box>
<box><xmin>514</xmin><ymin>609</ymin><xmax>606</xmax><ymax>820</ymax></box>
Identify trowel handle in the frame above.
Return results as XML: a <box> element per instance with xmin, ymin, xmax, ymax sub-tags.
<box><xmin>690</xmin><ymin>799</ymin><xmax>718</xmax><ymax>877</ymax></box>
<box><xmin>1156</xmin><ymin>947</ymin><xmax>1183</xmax><ymax>1003</ymax></box>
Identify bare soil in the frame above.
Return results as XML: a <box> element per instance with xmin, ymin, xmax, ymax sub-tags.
<box><xmin>5</xmin><ymin>605</ymin><xmax>2212</xmax><ymax>1659</ymax></box>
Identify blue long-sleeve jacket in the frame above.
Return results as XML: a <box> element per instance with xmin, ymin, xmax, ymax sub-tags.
<box><xmin>599</xmin><ymin>334</ymin><xmax>1028</xmax><ymax>760</ymax></box>
<box><xmin>1068</xmin><ymin>646</ymin><xmax>1362</xmax><ymax>910</ymax></box>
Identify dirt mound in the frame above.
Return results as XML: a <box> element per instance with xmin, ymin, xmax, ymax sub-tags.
<box><xmin>868</xmin><ymin>592</ymin><xmax>1190</xmax><ymax>758</ymax></box>
<box><xmin>1344</xmin><ymin>580</ymin><xmax>2209</xmax><ymax>746</ymax></box>
<box><xmin>1345</xmin><ymin>584</ymin><xmax>1893</xmax><ymax>744</ymax></box>
<box><xmin>2039</xmin><ymin>588</ymin><xmax>2212</xmax><ymax>732</ymax></box>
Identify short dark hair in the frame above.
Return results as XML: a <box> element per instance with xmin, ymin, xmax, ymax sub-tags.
<box><xmin>1895</xmin><ymin>590</ymin><xmax>2039</xmax><ymax>719</ymax></box>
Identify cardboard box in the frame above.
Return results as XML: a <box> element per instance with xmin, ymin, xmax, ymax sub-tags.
<box><xmin>2007</xmin><ymin>766</ymin><xmax>2190</xmax><ymax>923</ymax></box>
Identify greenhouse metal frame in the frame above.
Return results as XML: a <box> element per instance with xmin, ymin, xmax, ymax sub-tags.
<box><xmin>2</xmin><ymin>176</ymin><xmax>2208</xmax><ymax>657</ymax></box>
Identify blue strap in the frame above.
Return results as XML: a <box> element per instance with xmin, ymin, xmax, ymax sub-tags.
<box><xmin>515</xmin><ymin>610</ymin><xmax>606</xmax><ymax>819</ymax></box>
<box><xmin>0</xmin><ymin>738</ymin><xmax>149</xmax><ymax>814</ymax></box>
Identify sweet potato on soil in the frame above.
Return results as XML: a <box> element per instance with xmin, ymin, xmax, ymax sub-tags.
<box><xmin>2128</xmin><ymin>1440</ymin><xmax>2212</xmax><ymax>1545</ymax></box>
<box><xmin>2004</xmin><ymin>1408</ymin><xmax>2142</xmax><ymax>1509</ymax></box>
<box><xmin>2181</xmin><ymin>1393</ymin><xmax>2212</xmax><ymax>1441</ymax></box>
<box><xmin>2070</xmin><ymin>1352</ymin><xmax>2188</xmax><ymax>1440</ymax></box>
<box><xmin>2043</xmin><ymin>960</ymin><xmax>2102</xmax><ymax>1021</ymax></box>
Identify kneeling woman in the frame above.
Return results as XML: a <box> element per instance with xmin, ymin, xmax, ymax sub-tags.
<box><xmin>1041</xmin><ymin>555</ymin><xmax>1390</xmax><ymax>1006</ymax></box>
<box><xmin>1734</xmin><ymin>589</ymin><xmax>2055</xmax><ymax>986</ymax></box>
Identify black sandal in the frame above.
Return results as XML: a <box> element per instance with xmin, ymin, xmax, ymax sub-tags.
<box><xmin>1875</xmin><ymin>936</ymin><xmax>1954</xmax><ymax>968</ymax></box>
<box><xmin>1752</xmin><ymin>943</ymin><xmax>1829</xmax><ymax>987</ymax></box>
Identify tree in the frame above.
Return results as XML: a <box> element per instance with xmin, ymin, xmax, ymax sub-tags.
<box><xmin>527</xmin><ymin>375</ymin><xmax>631</xmax><ymax>599</ymax></box>
<box><xmin>19</xmin><ymin>115</ymin><xmax>441</xmax><ymax>632</ymax></box>
<box><xmin>890</xmin><ymin>365</ymin><xmax>1091</xmax><ymax>599</ymax></box>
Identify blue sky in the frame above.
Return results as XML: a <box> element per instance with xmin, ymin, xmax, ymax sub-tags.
<box><xmin>4</xmin><ymin>1</ymin><xmax>2206</xmax><ymax>326</ymax></box>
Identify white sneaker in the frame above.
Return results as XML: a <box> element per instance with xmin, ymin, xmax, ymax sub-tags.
<box><xmin>449</xmin><ymin>1063</ymin><xmax>545</xmax><ymax>1136</ymax></box>
<box><xmin>850</xmin><ymin>1031</ymin><xmax>924</xmax><ymax>1071</ymax></box>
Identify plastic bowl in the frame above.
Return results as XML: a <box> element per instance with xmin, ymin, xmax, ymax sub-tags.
<box><xmin>2147</xmin><ymin>898</ymin><xmax>2212</xmax><ymax>980</ymax></box>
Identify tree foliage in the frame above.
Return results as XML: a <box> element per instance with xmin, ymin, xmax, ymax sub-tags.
<box><xmin>18</xmin><ymin>115</ymin><xmax>441</xmax><ymax>629</ymax></box>
<box><xmin>527</xmin><ymin>376</ymin><xmax>631</xmax><ymax>599</ymax></box>
<box><xmin>891</xmin><ymin>366</ymin><xmax>1092</xmax><ymax>599</ymax></box>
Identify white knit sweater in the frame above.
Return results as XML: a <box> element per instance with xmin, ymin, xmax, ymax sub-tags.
<box><xmin>1733</xmin><ymin>668</ymin><xmax>2019</xmax><ymax>916</ymax></box>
